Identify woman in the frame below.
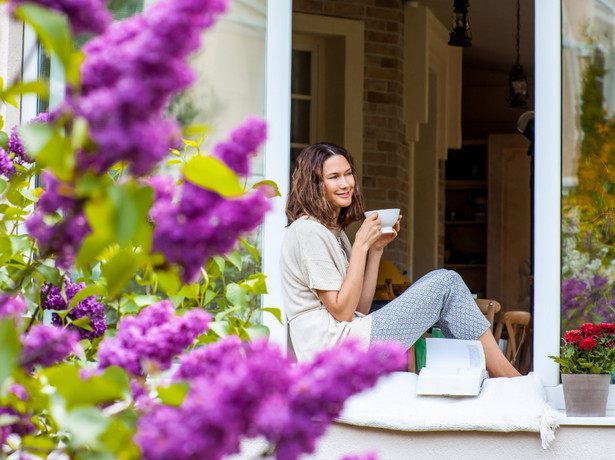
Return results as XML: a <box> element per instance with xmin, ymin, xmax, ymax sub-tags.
<box><xmin>280</xmin><ymin>142</ymin><xmax>520</xmax><ymax>377</ymax></box>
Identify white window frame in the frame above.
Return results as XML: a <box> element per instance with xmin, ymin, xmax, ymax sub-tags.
<box><xmin>261</xmin><ymin>1</ymin><xmax>292</xmax><ymax>347</ymax></box>
<box><xmin>533</xmin><ymin>0</ymin><xmax>562</xmax><ymax>388</ymax></box>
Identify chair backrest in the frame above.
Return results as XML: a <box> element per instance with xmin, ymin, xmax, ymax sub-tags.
<box><xmin>475</xmin><ymin>298</ymin><xmax>502</xmax><ymax>331</ymax></box>
<box><xmin>494</xmin><ymin>310</ymin><xmax>531</xmax><ymax>366</ymax></box>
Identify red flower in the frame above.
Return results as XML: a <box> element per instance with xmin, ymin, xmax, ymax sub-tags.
<box><xmin>600</xmin><ymin>323</ymin><xmax>615</xmax><ymax>334</ymax></box>
<box><xmin>605</xmin><ymin>340</ymin><xmax>615</xmax><ymax>349</ymax></box>
<box><xmin>579</xmin><ymin>337</ymin><xmax>597</xmax><ymax>350</ymax></box>
<box><xmin>564</xmin><ymin>330</ymin><xmax>582</xmax><ymax>343</ymax></box>
<box><xmin>580</xmin><ymin>323</ymin><xmax>603</xmax><ymax>337</ymax></box>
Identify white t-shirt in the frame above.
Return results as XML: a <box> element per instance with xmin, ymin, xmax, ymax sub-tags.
<box><xmin>280</xmin><ymin>216</ymin><xmax>372</xmax><ymax>361</ymax></box>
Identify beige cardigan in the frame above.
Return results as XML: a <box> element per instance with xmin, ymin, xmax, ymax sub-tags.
<box><xmin>280</xmin><ymin>216</ymin><xmax>372</xmax><ymax>361</ymax></box>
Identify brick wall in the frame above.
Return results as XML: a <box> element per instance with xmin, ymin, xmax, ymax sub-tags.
<box><xmin>293</xmin><ymin>0</ymin><xmax>410</xmax><ymax>274</ymax></box>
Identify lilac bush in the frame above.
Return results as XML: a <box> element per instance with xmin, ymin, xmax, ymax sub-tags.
<box><xmin>0</xmin><ymin>1</ymin><xmax>398</xmax><ymax>459</ymax></box>
<box><xmin>138</xmin><ymin>338</ymin><xmax>406</xmax><ymax>460</ymax></box>
<box><xmin>71</xmin><ymin>0</ymin><xmax>228</xmax><ymax>175</ymax></box>
<box><xmin>98</xmin><ymin>301</ymin><xmax>211</xmax><ymax>375</ymax></box>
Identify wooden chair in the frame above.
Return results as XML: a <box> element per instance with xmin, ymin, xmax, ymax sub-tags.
<box><xmin>475</xmin><ymin>298</ymin><xmax>502</xmax><ymax>331</ymax></box>
<box><xmin>494</xmin><ymin>311</ymin><xmax>531</xmax><ymax>367</ymax></box>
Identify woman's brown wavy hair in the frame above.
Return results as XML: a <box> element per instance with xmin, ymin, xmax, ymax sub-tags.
<box><xmin>286</xmin><ymin>142</ymin><xmax>365</xmax><ymax>230</ymax></box>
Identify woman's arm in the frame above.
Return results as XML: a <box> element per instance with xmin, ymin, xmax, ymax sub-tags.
<box><xmin>317</xmin><ymin>214</ymin><xmax>402</xmax><ymax>321</ymax></box>
<box><xmin>316</xmin><ymin>213</ymin><xmax>382</xmax><ymax>322</ymax></box>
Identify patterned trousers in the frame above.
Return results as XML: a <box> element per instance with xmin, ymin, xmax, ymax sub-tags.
<box><xmin>370</xmin><ymin>269</ymin><xmax>490</xmax><ymax>349</ymax></box>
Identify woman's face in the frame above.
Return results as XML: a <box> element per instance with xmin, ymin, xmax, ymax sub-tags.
<box><xmin>322</xmin><ymin>154</ymin><xmax>355</xmax><ymax>214</ymax></box>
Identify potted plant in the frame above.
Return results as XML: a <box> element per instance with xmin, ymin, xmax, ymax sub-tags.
<box><xmin>549</xmin><ymin>322</ymin><xmax>615</xmax><ymax>416</ymax></box>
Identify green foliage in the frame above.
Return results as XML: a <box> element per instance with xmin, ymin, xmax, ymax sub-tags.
<box><xmin>0</xmin><ymin>3</ymin><xmax>282</xmax><ymax>459</ymax></box>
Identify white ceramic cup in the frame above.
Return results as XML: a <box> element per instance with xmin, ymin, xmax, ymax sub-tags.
<box><xmin>364</xmin><ymin>208</ymin><xmax>400</xmax><ymax>234</ymax></box>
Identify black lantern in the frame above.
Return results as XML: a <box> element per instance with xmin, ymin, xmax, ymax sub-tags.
<box><xmin>448</xmin><ymin>0</ymin><xmax>472</xmax><ymax>47</ymax></box>
<box><xmin>509</xmin><ymin>0</ymin><xmax>528</xmax><ymax>108</ymax></box>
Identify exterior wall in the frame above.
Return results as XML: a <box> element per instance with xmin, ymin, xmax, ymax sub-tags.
<box><xmin>293</xmin><ymin>0</ymin><xmax>409</xmax><ymax>272</ymax></box>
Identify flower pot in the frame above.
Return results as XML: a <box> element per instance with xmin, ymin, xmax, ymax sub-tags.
<box><xmin>562</xmin><ymin>373</ymin><xmax>610</xmax><ymax>417</ymax></box>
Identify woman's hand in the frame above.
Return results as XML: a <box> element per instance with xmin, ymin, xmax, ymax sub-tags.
<box><xmin>353</xmin><ymin>212</ymin><xmax>384</xmax><ymax>251</ymax></box>
<box><xmin>372</xmin><ymin>215</ymin><xmax>402</xmax><ymax>251</ymax></box>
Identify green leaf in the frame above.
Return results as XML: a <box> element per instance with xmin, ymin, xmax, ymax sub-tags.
<box><xmin>131</xmin><ymin>295</ymin><xmax>160</xmax><ymax>307</ymax></box>
<box><xmin>20</xmin><ymin>123</ymin><xmax>73</xmax><ymax>180</ymax></box>
<box><xmin>14</xmin><ymin>4</ymin><xmax>81</xmax><ymax>85</ymax></box>
<box><xmin>69</xmin><ymin>316</ymin><xmax>93</xmax><ymax>331</ymax></box>
<box><xmin>183</xmin><ymin>155</ymin><xmax>244</xmax><ymax>196</ymax></box>
<box><xmin>108</xmin><ymin>183</ymin><xmax>153</xmax><ymax>248</ymax></box>
<box><xmin>101</xmin><ymin>251</ymin><xmax>143</xmax><ymax>296</ymax></box>
<box><xmin>156</xmin><ymin>382</ymin><xmax>189</xmax><ymax>406</ymax></box>
<box><xmin>239</xmin><ymin>238</ymin><xmax>260</xmax><ymax>262</ymax></box>
<box><xmin>202</xmin><ymin>289</ymin><xmax>217</xmax><ymax>306</ymax></box>
<box><xmin>44</xmin><ymin>364</ymin><xmax>129</xmax><ymax>410</ymax></box>
<box><xmin>177</xmin><ymin>283</ymin><xmax>199</xmax><ymax>300</ymax></box>
<box><xmin>239</xmin><ymin>273</ymin><xmax>268</xmax><ymax>295</ymax></box>
<box><xmin>0</xmin><ymin>131</ymin><xmax>8</xmax><ymax>150</ymax></box>
<box><xmin>0</xmin><ymin>318</ymin><xmax>20</xmax><ymax>385</ymax></box>
<box><xmin>226</xmin><ymin>250</ymin><xmax>242</xmax><ymax>271</ymax></box>
<box><xmin>252</xmin><ymin>179</ymin><xmax>281</xmax><ymax>197</ymax></box>
<box><xmin>226</xmin><ymin>283</ymin><xmax>249</xmax><ymax>307</ymax></box>
<box><xmin>68</xmin><ymin>284</ymin><xmax>106</xmax><ymax>309</ymax></box>
<box><xmin>245</xmin><ymin>324</ymin><xmax>270</xmax><ymax>340</ymax></box>
<box><xmin>182</xmin><ymin>124</ymin><xmax>211</xmax><ymax>138</ymax></box>
<box><xmin>64</xmin><ymin>407</ymin><xmax>110</xmax><ymax>449</ymax></box>
<box><xmin>156</xmin><ymin>269</ymin><xmax>182</xmax><ymax>296</ymax></box>
<box><xmin>21</xmin><ymin>435</ymin><xmax>58</xmax><ymax>454</ymax></box>
<box><xmin>208</xmin><ymin>321</ymin><xmax>229</xmax><ymax>338</ymax></box>
<box><xmin>2</xmin><ymin>80</ymin><xmax>49</xmax><ymax>104</ymax></box>
<box><xmin>259</xmin><ymin>307</ymin><xmax>283</xmax><ymax>324</ymax></box>
<box><xmin>215</xmin><ymin>306</ymin><xmax>241</xmax><ymax>322</ymax></box>
<box><xmin>213</xmin><ymin>255</ymin><xmax>225</xmax><ymax>273</ymax></box>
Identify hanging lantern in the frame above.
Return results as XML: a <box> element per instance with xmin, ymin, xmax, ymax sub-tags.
<box><xmin>509</xmin><ymin>0</ymin><xmax>528</xmax><ymax>108</ymax></box>
<box><xmin>448</xmin><ymin>0</ymin><xmax>472</xmax><ymax>47</ymax></box>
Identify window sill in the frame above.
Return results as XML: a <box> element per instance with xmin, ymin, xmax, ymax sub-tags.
<box><xmin>545</xmin><ymin>383</ymin><xmax>615</xmax><ymax>426</ymax></box>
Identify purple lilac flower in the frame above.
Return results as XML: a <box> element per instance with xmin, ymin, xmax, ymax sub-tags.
<box><xmin>0</xmin><ymin>294</ymin><xmax>26</xmax><ymax>322</ymax></box>
<box><xmin>137</xmin><ymin>338</ymin><xmax>406</xmax><ymax>460</ymax></box>
<box><xmin>26</xmin><ymin>210</ymin><xmax>90</xmax><ymax>270</ymax></box>
<box><xmin>213</xmin><ymin>117</ymin><xmax>267</xmax><ymax>176</ymax></box>
<box><xmin>20</xmin><ymin>324</ymin><xmax>80</xmax><ymax>372</ymax></box>
<box><xmin>152</xmin><ymin>181</ymin><xmax>270</xmax><ymax>282</ymax></box>
<box><xmin>25</xmin><ymin>170</ymin><xmax>91</xmax><ymax>269</ymax></box>
<box><xmin>0</xmin><ymin>113</ymin><xmax>49</xmax><ymax>175</ymax></box>
<box><xmin>0</xmin><ymin>405</ymin><xmax>35</xmax><ymax>444</ymax></box>
<box><xmin>97</xmin><ymin>300</ymin><xmax>210</xmax><ymax>376</ymax></box>
<box><xmin>70</xmin><ymin>0</ymin><xmax>228</xmax><ymax>176</ymax></box>
<box><xmin>37</xmin><ymin>170</ymin><xmax>76</xmax><ymax>214</ymax></box>
<box><xmin>9</xmin><ymin>383</ymin><xmax>29</xmax><ymax>401</ymax></box>
<box><xmin>146</xmin><ymin>175</ymin><xmax>177</xmax><ymax>222</ymax></box>
<box><xmin>41</xmin><ymin>278</ymin><xmax>107</xmax><ymax>340</ymax></box>
<box><xmin>9</xmin><ymin>0</ymin><xmax>111</xmax><ymax>36</ymax></box>
<box><xmin>0</xmin><ymin>148</ymin><xmax>16</xmax><ymax>177</ymax></box>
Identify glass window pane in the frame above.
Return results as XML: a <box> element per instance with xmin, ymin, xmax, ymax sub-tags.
<box><xmin>561</xmin><ymin>0</ymin><xmax>615</xmax><ymax>332</ymax></box>
<box><xmin>290</xmin><ymin>98</ymin><xmax>310</xmax><ymax>144</ymax></box>
<box><xmin>291</xmin><ymin>50</ymin><xmax>311</xmax><ymax>95</ymax></box>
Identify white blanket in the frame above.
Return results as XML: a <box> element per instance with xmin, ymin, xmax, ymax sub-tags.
<box><xmin>337</xmin><ymin>372</ymin><xmax>562</xmax><ymax>448</ymax></box>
